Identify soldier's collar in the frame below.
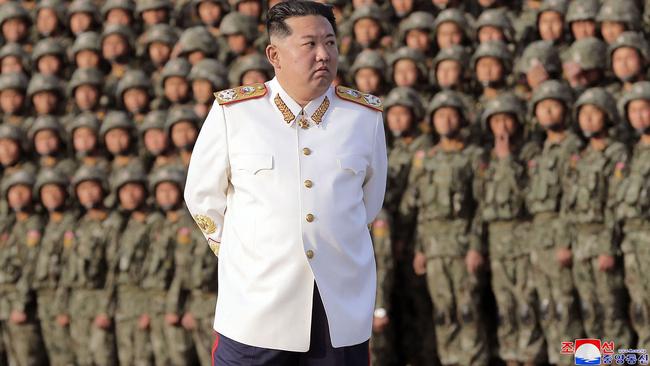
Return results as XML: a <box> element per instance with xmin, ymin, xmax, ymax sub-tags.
<box><xmin>16</xmin><ymin>212</ymin><xmax>29</xmax><ymax>221</ymax></box>
<box><xmin>269</xmin><ymin>77</ymin><xmax>332</xmax><ymax>129</ymax></box>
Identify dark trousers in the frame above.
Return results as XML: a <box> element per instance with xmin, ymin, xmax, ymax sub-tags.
<box><xmin>211</xmin><ymin>282</ymin><xmax>370</xmax><ymax>365</ymax></box>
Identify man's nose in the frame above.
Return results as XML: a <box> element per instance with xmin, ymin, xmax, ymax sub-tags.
<box><xmin>315</xmin><ymin>44</ymin><xmax>330</xmax><ymax>62</ymax></box>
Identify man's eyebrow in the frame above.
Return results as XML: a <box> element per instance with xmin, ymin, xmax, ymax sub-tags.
<box><xmin>300</xmin><ymin>33</ymin><xmax>336</xmax><ymax>39</ymax></box>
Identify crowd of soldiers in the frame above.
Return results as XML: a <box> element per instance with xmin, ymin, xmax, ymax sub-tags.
<box><xmin>1</xmin><ymin>0</ymin><xmax>650</xmax><ymax>365</ymax></box>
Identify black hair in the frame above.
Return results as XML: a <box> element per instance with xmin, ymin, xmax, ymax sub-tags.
<box><xmin>267</xmin><ymin>0</ymin><xmax>337</xmax><ymax>40</ymax></box>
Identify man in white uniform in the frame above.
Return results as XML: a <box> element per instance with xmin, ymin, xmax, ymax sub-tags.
<box><xmin>183</xmin><ymin>1</ymin><xmax>388</xmax><ymax>364</ymax></box>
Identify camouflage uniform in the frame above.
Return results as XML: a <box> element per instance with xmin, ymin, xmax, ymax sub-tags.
<box><xmin>475</xmin><ymin>94</ymin><xmax>545</xmax><ymax>365</ymax></box>
<box><xmin>524</xmin><ymin>80</ymin><xmax>584</xmax><ymax>366</ymax></box>
<box><xmin>57</xmin><ymin>166</ymin><xmax>118</xmax><ymax>366</ymax></box>
<box><xmin>611</xmin><ymin>81</ymin><xmax>650</xmax><ymax>350</ymax></box>
<box><xmin>0</xmin><ymin>125</ymin><xmax>36</xmax><ymax>216</ymax></box>
<box><xmin>606</xmin><ymin>32</ymin><xmax>650</xmax><ymax>101</ymax></box>
<box><xmin>32</xmin><ymin>170</ymin><xmax>77</xmax><ymax>366</ymax></box>
<box><xmin>562</xmin><ymin>87</ymin><xmax>633</xmax><ymax>349</ymax></box>
<box><xmin>400</xmin><ymin>91</ymin><xmax>489</xmax><ymax>366</ymax></box>
<box><xmin>0</xmin><ymin>171</ymin><xmax>47</xmax><ymax>366</ymax></box>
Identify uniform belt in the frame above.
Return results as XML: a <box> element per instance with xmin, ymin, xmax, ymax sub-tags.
<box><xmin>623</xmin><ymin>218</ymin><xmax>650</xmax><ymax>231</ymax></box>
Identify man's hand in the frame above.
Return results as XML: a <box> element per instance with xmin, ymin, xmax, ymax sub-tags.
<box><xmin>165</xmin><ymin>313</ymin><xmax>180</xmax><ymax>325</ymax></box>
<box><xmin>372</xmin><ymin>315</ymin><xmax>390</xmax><ymax>333</ymax></box>
<box><xmin>556</xmin><ymin>247</ymin><xmax>573</xmax><ymax>268</ymax></box>
<box><xmin>94</xmin><ymin>314</ymin><xmax>111</xmax><ymax>329</ymax></box>
<box><xmin>465</xmin><ymin>249</ymin><xmax>484</xmax><ymax>274</ymax></box>
<box><xmin>56</xmin><ymin>314</ymin><xmax>70</xmax><ymax>327</ymax></box>
<box><xmin>138</xmin><ymin>314</ymin><xmax>151</xmax><ymax>330</ymax></box>
<box><xmin>9</xmin><ymin>310</ymin><xmax>26</xmax><ymax>324</ymax></box>
<box><xmin>598</xmin><ymin>254</ymin><xmax>616</xmax><ymax>272</ymax></box>
<box><xmin>181</xmin><ymin>313</ymin><xmax>197</xmax><ymax>330</ymax></box>
<box><xmin>413</xmin><ymin>251</ymin><xmax>427</xmax><ymax>275</ymax></box>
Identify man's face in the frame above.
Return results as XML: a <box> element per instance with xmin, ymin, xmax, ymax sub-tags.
<box><xmin>386</xmin><ymin>105</ymin><xmax>413</xmax><ymax>135</ymax></box>
<box><xmin>433</xmin><ymin>107</ymin><xmax>461</xmax><ymax>136</ymax></box>
<box><xmin>76</xmin><ymin>50</ymin><xmax>100</xmax><ymax>69</ymax></box>
<box><xmin>102</xmin><ymin>34</ymin><xmax>128</xmax><ymax>61</ymax></box>
<box><xmin>33</xmin><ymin>92</ymin><xmax>58</xmax><ymax>115</ymax></box>
<box><xmin>192</xmin><ymin>79</ymin><xmax>213</xmax><ymax>103</ymax></box>
<box><xmin>75</xmin><ymin>85</ymin><xmax>100</xmax><ymax>110</ymax></box>
<box><xmin>242</xmin><ymin>70</ymin><xmax>267</xmax><ymax>85</ymax></box>
<box><xmin>627</xmin><ymin>99</ymin><xmax>650</xmax><ymax>131</ymax></box>
<box><xmin>237</xmin><ymin>0</ymin><xmax>261</xmax><ymax>19</ymax></box>
<box><xmin>601</xmin><ymin>21</ymin><xmax>625</xmax><ymax>44</ymax></box>
<box><xmin>571</xmin><ymin>20</ymin><xmax>596</xmax><ymax>40</ymax></box>
<box><xmin>612</xmin><ymin>47</ymin><xmax>642</xmax><ymax>81</ymax></box>
<box><xmin>37</xmin><ymin>55</ymin><xmax>62</xmax><ymax>76</ymax></box>
<box><xmin>405</xmin><ymin>29</ymin><xmax>430</xmax><ymax>52</ymax></box>
<box><xmin>489</xmin><ymin>112</ymin><xmax>517</xmax><ymax>138</ymax></box>
<box><xmin>155</xmin><ymin>182</ymin><xmax>180</xmax><ymax>210</ymax></box>
<box><xmin>476</xmin><ymin>56</ymin><xmax>503</xmax><ymax>86</ymax></box>
<box><xmin>393</xmin><ymin>59</ymin><xmax>418</xmax><ymax>87</ymax></box>
<box><xmin>436</xmin><ymin>59</ymin><xmax>461</xmax><ymax>88</ymax></box>
<box><xmin>354</xmin><ymin>18</ymin><xmax>380</xmax><ymax>48</ymax></box>
<box><xmin>227</xmin><ymin>34</ymin><xmax>248</xmax><ymax>55</ymax></box>
<box><xmin>144</xmin><ymin>128</ymin><xmax>167</xmax><ymax>155</ymax></box>
<box><xmin>149</xmin><ymin>42</ymin><xmax>172</xmax><ymax>67</ymax></box>
<box><xmin>105</xmin><ymin>128</ymin><xmax>131</xmax><ymax>154</ymax></box>
<box><xmin>1</xmin><ymin>56</ymin><xmax>23</xmax><ymax>74</ymax></box>
<box><xmin>436</xmin><ymin>22</ymin><xmax>462</xmax><ymax>49</ymax></box>
<box><xmin>164</xmin><ymin>76</ymin><xmax>189</xmax><ymax>103</ymax></box>
<box><xmin>40</xmin><ymin>183</ymin><xmax>65</xmax><ymax>211</ymax></box>
<box><xmin>391</xmin><ymin>0</ymin><xmax>413</xmax><ymax>17</ymax></box>
<box><xmin>0</xmin><ymin>139</ymin><xmax>20</xmax><ymax>166</ymax></box>
<box><xmin>538</xmin><ymin>11</ymin><xmax>563</xmax><ymax>41</ymax></box>
<box><xmin>354</xmin><ymin>68</ymin><xmax>380</xmax><ymax>94</ymax></box>
<box><xmin>535</xmin><ymin>98</ymin><xmax>565</xmax><ymax>127</ymax></box>
<box><xmin>118</xmin><ymin>182</ymin><xmax>145</xmax><ymax>210</ymax></box>
<box><xmin>36</xmin><ymin>8</ymin><xmax>59</xmax><ymax>35</ymax></box>
<box><xmin>73</xmin><ymin>127</ymin><xmax>97</xmax><ymax>153</ymax></box>
<box><xmin>578</xmin><ymin>104</ymin><xmax>606</xmax><ymax>136</ymax></box>
<box><xmin>34</xmin><ymin>129</ymin><xmax>60</xmax><ymax>156</ymax></box>
<box><xmin>198</xmin><ymin>1</ymin><xmax>222</xmax><ymax>26</ymax></box>
<box><xmin>70</xmin><ymin>12</ymin><xmax>93</xmax><ymax>35</ymax></box>
<box><xmin>76</xmin><ymin>180</ymin><xmax>103</xmax><ymax>209</ymax></box>
<box><xmin>2</xmin><ymin>18</ymin><xmax>28</xmax><ymax>42</ymax></box>
<box><xmin>478</xmin><ymin>26</ymin><xmax>504</xmax><ymax>43</ymax></box>
<box><xmin>142</xmin><ymin>8</ymin><xmax>168</xmax><ymax>26</ymax></box>
<box><xmin>105</xmin><ymin>8</ymin><xmax>131</xmax><ymax>26</ymax></box>
<box><xmin>267</xmin><ymin>15</ymin><xmax>338</xmax><ymax>96</ymax></box>
<box><xmin>0</xmin><ymin>89</ymin><xmax>24</xmax><ymax>113</ymax></box>
<box><xmin>7</xmin><ymin>184</ymin><xmax>31</xmax><ymax>211</ymax></box>
<box><xmin>123</xmin><ymin>88</ymin><xmax>149</xmax><ymax>113</ymax></box>
<box><xmin>171</xmin><ymin>121</ymin><xmax>197</xmax><ymax>150</ymax></box>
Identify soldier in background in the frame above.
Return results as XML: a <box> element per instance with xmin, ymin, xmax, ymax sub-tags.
<box><xmin>164</xmin><ymin>106</ymin><xmax>199</xmax><ymax>169</ymax></box>
<box><xmin>28</xmin><ymin>116</ymin><xmax>77</xmax><ymax>176</ymax></box>
<box><xmin>67</xmin><ymin>113</ymin><xmax>110</xmax><ymax>172</ymax></box>
<box><xmin>0</xmin><ymin>72</ymin><xmax>29</xmax><ymax>129</ymax></box>
<box><xmin>188</xmin><ymin>59</ymin><xmax>228</xmax><ymax>119</ymax></box>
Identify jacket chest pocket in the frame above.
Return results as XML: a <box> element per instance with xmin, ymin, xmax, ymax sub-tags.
<box><xmin>231</xmin><ymin>154</ymin><xmax>274</xmax><ymax>176</ymax></box>
<box><xmin>337</xmin><ymin>155</ymin><xmax>368</xmax><ymax>187</ymax></box>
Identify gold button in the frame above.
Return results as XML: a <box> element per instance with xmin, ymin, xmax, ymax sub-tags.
<box><xmin>304</xmin><ymin>179</ymin><xmax>313</xmax><ymax>188</ymax></box>
<box><xmin>303</xmin><ymin>147</ymin><xmax>311</xmax><ymax>155</ymax></box>
<box><xmin>306</xmin><ymin>249</ymin><xmax>314</xmax><ymax>259</ymax></box>
<box><xmin>306</xmin><ymin>213</ymin><xmax>314</xmax><ymax>222</ymax></box>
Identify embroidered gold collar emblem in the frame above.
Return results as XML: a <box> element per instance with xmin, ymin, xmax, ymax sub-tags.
<box><xmin>274</xmin><ymin>94</ymin><xmax>330</xmax><ymax>129</ymax></box>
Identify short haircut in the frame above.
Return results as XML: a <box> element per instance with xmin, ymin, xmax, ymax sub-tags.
<box><xmin>267</xmin><ymin>1</ymin><xmax>337</xmax><ymax>40</ymax></box>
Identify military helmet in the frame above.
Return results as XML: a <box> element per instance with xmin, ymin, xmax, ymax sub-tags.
<box><xmin>116</xmin><ymin>69</ymin><xmax>152</xmax><ymax>102</ymax></box>
<box><xmin>189</xmin><ymin>58</ymin><xmax>228</xmax><ymax>90</ymax></box>
<box><xmin>148</xmin><ymin>166</ymin><xmax>185</xmax><ymax>192</ymax></box>
<box><xmin>397</xmin><ymin>11</ymin><xmax>434</xmax><ymax>43</ymax></box>
<box><xmin>432</xmin><ymin>45</ymin><xmax>468</xmax><ymax>72</ymax></box>
<box><xmin>0</xmin><ymin>124</ymin><xmax>25</xmax><ymax>143</ymax></box>
<box><xmin>350</xmin><ymin>49</ymin><xmax>387</xmax><ymax>76</ymax></box>
<box><xmin>139</xmin><ymin>110</ymin><xmax>167</xmax><ymax>138</ymax></box>
<box><xmin>177</xmin><ymin>26</ymin><xmax>218</xmax><ymax>57</ymax></box>
<box><xmin>67</xmin><ymin>68</ymin><xmax>104</xmax><ymax>96</ymax></box>
<box><xmin>71</xmin><ymin>32</ymin><xmax>102</xmax><ymax>56</ymax></box>
<box><xmin>566</xmin><ymin>0</ymin><xmax>599</xmax><ymax>23</ymax></box>
<box><xmin>100</xmin><ymin>0</ymin><xmax>135</xmax><ymax>19</ymax></box>
<box><xmin>349</xmin><ymin>4</ymin><xmax>384</xmax><ymax>27</ymax></box>
<box><xmin>0</xmin><ymin>2</ymin><xmax>31</xmax><ymax>28</ymax></box>
<box><xmin>27</xmin><ymin>74</ymin><xmax>63</xmax><ymax>99</ymax></box>
<box><xmin>609</xmin><ymin>32</ymin><xmax>649</xmax><ymax>63</ymax></box>
<box><xmin>220</xmin><ymin>11</ymin><xmax>258</xmax><ymax>41</ymax></box>
<box><xmin>32</xmin><ymin>38</ymin><xmax>66</xmax><ymax>65</ymax></box>
<box><xmin>160</xmin><ymin>58</ymin><xmax>191</xmax><ymax>85</ymax></box>
<box><xmin>471</xmin><ymin>40</ymin><xmax>512</xmax><ymax>70</ymax></box>
<box><xmin>0</xmin><ymin>72</ymin><xmax>28</xmax><ymax>92</ymax></box>
<box><xmin>192</xmin><ymin>0</ymin><xmax>230</xmax><ymax>14</ymax></box>
<box><xmin>68</xmin><ymin>0</ymin><xmax>100</xmax><ymax>19</ymax></box>
<box><xmin>0</xmin><ymin>42</ymin><xmax>29</xmax><ymax>63</ymax></box>
<box><xmin>165</xmin><ymin>106</ymin><xmax>199</xmax><ymax>135</ymax></box>
<box><xmin>2</xmin><ymin>170</ymin><xmax>35</xmax><ymax>199</ymax></box>
<box><xmin>67</xmin><ymin>112</ymin><xmax>101</xmax><ymax>136</ymax></box>
<box><xmin>617</xmin><ymin>81</ymin><xmax>650</xmax><ymax>125</ymax></box>
<box><xmin>101</xmin><ymin>24</ymin><xmax>135</xmax><ymax>49</ymax></box>
<box><xmin>565</xmin><ymin>37</ymin><xmax>608</xmax><ymax>70</ymax></box>
<box><xmin>537</xmin><ymin>0</ymin><xmax>568</xmax><ymax>17</ymax></box>
<box><xmin>71</xmin><ymin>165</ymin><xmax>108</xmax><ymax>195</ymax></box>
<box><xmin>112</xmin><ymin>167</ymin><xmax>147</xmax><ymax>193</ymax></box>
<box><xmin>481</xmin><ymin>93</ymin><xmax>524</xmax><ymax>131</ymax></box>
<box><xmin>227</xmin><ymin>53</ymin><xmax>273</xmax><ymax>87</ymax></box>
<box><xmin>35</xmin><ymin>0</ymin><xmax>67</xmax><ymax>24</ymax></box>
<box><xmin>596</xmin><ymin>0</ymin><xmax>641</xmax><ymax>30</ymax></box>
<box><xmin>136</xmin><ymin>0</ymin><xmax>172</xmax><ymax>16</ymax></box>
<box><xmin>529</xmin><ymin>79</ymin><xmax>574</xmax><ymax>116</ymax></box>
<box><xmin>386</xmin><ymin>47</ymin><xmax>427</xmax><ymax>81</ymax></box>
<box><xmin>516</xmin><ymin>40</ymin><xmax>561</xmax><ymax>75</ymax></box>
<box><xmin>141</xmin><ymin>23</ymin><xmax>178</xmax><ymax>49</ymax></box>
<box><xmin>573</xmin><ymin>87</ymin><xmax>619</xmax><ymax>127</ymax></box>
<box><xmin>433</xmin><ymin>8</ymin><xmax>473</xmax><ymax>42</ymax></box>
<box><xmin>100</xmin><ymin>110</ymin><xmax>134</xmax><ymax>139</ymax></box>
<box><xmin>34</xmin><ymin>168</ymin><xmax>68</xmax><ymax>200</ymax></box>
<box><xmin>28</xmin><ymin>115</ymin><xmax>64</xmax><ymax>142</ymax></box>
<box><xmin>475</xmin><ymin>9</ymin><xmax>513</xmax><ymax>41</ymax></box>
<box><xmin>426</xmin><ymin>90</ymin><xmax>468</xmax><ymax>122</ymax></box>
<box><xmin>384</xmin><ymin>87</ymin><xmax>425</xmax><ymax>122</ymax></box>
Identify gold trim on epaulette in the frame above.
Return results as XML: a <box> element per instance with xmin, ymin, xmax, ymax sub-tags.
<box><xmin>335</xmin><ymin>86</ymin><xmax>383</xmax><ymax>111</ymax></box>
<box><xmin>214</xmin><ymin>83</ymin><xmax>268</xmax><ymax>105</ymax></box>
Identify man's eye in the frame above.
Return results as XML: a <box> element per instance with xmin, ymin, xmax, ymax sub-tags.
<box><xmin>304</xmin><ymin>42</ymin><xmax>315</xmax><ymax>47</ymax></box>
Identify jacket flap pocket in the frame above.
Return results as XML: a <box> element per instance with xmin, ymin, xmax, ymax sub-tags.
<box><xmin>231</xmin><ymin>154</ymin><xmax>273</xmax><ymax>174</ymax></box>
<box><xmin>337</xmin><ymin>155</ymin><xmax>367</xmax><ymax>174</ymax></box>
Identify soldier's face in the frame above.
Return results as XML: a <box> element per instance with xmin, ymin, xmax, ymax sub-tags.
<box><xmin>571</xmin><ymin>20</ymin><xmax>596</xmax><ymax>40</ymax></box>
<box><xmin>155</xmin><ymin>182</ymin><xmax>181</xmax><ymax>210</ymax></box>
<box><xmin>105</xmin><ymin>8</ymin><xmax>131</xmax><ymax>26</ymax></box>
<box><xmin>601</xmin><ymin>21</ymin><xmax>625</xmax><ymax>44</ymax></box>
<box><xmin>0</xmin><ymin>89</ymin><xmax>24</xmax><ymax>113</ymax></box>
<box><xmin>0</xmin><ymin>139</ymin><xmax>20</xmax><ymax>166</ymax></box>
<box><xmin>354</xmin><ymin>18</ymin><xmax>381</xmax><ymax>47</ymax></box>
<box><xmin>7</xmin><ymin>184</ymin><xmax>31</xmax><ymax>210</ymax></box>
<box><xmin>1</xmin><ymin>56</ymin><xmax>23</xmax><ymax>74</ymax></box>
<box><xmin>393</xmin><ymin>59</ymin><xmax>419</xmax><ymax>87</ymax></box>
<box><xmin>76</xmin><ymin>180</ymin><xmax>104</xmax><ymax>208</ymax></box>
<box><xmin>102</xmin><ymin>34</ymin><xmax>129</xmax><ymax>61</ymax></box>
<box><xmin>476</xmin><ymin>56</ymin><xmax>503</xmax><ymax>85</ymax></box>
<box><xmin>118</xmin><ymin>182</ymin><xmax>145</xmax><ymax>210</ymax></box>
<box><xmin>192</xmin><ymin>80</ymin><xmax>213</xmax><ymax>103</ymax></box>
<box><xmin>105</xmin><ymin>128</ymin><xmax>131</xmax><ymax>154</ymax></box>
<box><xmin>37</xmin><ymin>55</ymin><xmax>62</xmax><ymax>76</ymax></box>
<box><xmin>70</xmin><ymin>12</ymin><xmax>93</xmax><ymax>35</ymax></box>
<box><xmin>73</xmin><ymin>127</ymin><xmax>98</xmax><ymax>153</ymax></box>
<box><xmin>535</xmin><ymin>99</ymin><xmax>565</xmax><ymax>127</ymax></box>
<box><xmin>237</xmin><ymin>0</ymin><xmax>261</xmax><ymax>19</ymax></box>
<box><xmin>538</xmin><ymin>11</ymin><xmax>563</xmax><ymax>41</ymax></box>
<box><xmin>164</xmin><ymin>77</ymin><xmax>190</xmax><ymax>103</ymax></box>
<box><xmin>612</xmin><ymin>47</ymin><xmax>642</xmax><ymax>81</ymax></box>
<box><xmin>34</xmin><ymin>129</ymin><xmax>60</xmax><ymax>156</ymax></box>
<box><xmin>36</xmin><ymin>8</ymin><xmax>59</xmax><ymax>35</ymax></box>
<box><xmin>478</xmin><ymin>26</ymin><xmax>504</xmax><ymax>43</ymax></box>
<box><xmin>433</xmin><ymin>107</ymin><xmax>461</xmax><ymax>136</ymax></box>
<box><xmin>75</xmin><ymin>50</ymin><xmax>100</xmax><ymax>69</ymax></box>
<box><xmin>405</xmin><ymin>29</ymin><xmax>430</xmax><ymax>52</ymax></box>
<box><xmin>267</xmin><ymin>15</ymin><xmax>338</xmax><ymax>96</ymax></box>
<box><xmin>40</xmin><ymin>184</ymin><xmax>65</xmax><ymax>211</ymax></box>
<box><xmin>387</xmin><ymin>105</ymin><xmax>414</xmax><ymax>135</ymax></box>
<box><xmin>171</xmin><ymin>121</ymin><xmax>197</xmax><ymax>150</ymax></box>
<box><xmin>123</xmin><ymin>88</ymin><xmax>149</xmax><ymax>113</ymax></box>
<box><xmin>198</xmin><ymin>2</ymin><xmax>223</xmax><ymax>26</ymax></box>
<box><xmin>241</xmin><ymin>70</ymin><xmax>267</xmax><ymax>85</ymax></box>
<box><xmin>144</xmin><ymin>128</ymin><xmax>168</xmax><ymax>155</ymax></box>
<box><xmin>1</xmin><ymin>19</ymin><xmax>28</xmax><ymax>43</ymax></box>
<box><xmin>391</xmin><ymin>0</ymin><xmax>414</xmax><ymax>17</ymax></box>
<box><xmin>578</xmin><ymin>104</ymin><xmax>606</xmax><ymax>136</ymax></box>
<box><xmin>489</xmin><ymin>113</ymin><xmax>517</xmax><ymax>138</ymax></box>
<box><xmin>436</xmin><ymin>59</ymin><xmax>461</xmax><ymax>88</ymax></box>
<box><xmin>149</xmin><ymin>42</ymin><xmax>172</xmax><ymax>67</ymax></box>
<box><xmin>75</xmin><ymin>85</ymin><xmax>100</xmax><ymax>110</ymax></box>
<box><xmin>627</xmin><ymin>99</ymin><xmax>650</xmax><ymax>131</ymax></box>
<box><xmin>142</xmin><ymin>8</ymin><xmax>168</xmax><ymax>26</ymax></box>
<box><xmin>33</xmin><ymin>92</ymin><xmax>58</xmax><ymax>115</ymax></box>
<box><xmin>188</xmin><ymin>51</ymin><xmax>206</xmax><ymax>65</ymax></box>
<box><xmin>227</xmin><ymin>34</ymin><xmax>249</xmax><ymax>55</ymax></box>
<box><xmin>436</xmin><ymin>22</ymin><xmax>462</xmax><ymax>49</ymax></box>
<box><xmin>354</xmin><ymin>68</ymin><xmax>381</xmax><ymax>94</ymax></box>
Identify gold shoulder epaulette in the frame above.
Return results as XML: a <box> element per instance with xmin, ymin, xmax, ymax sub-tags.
<box><xmin>335</xmin><ymin>85</ymin><xmax>383</xmax><ymax>112</ymax></box>
<box><xmin>214</xmin><ymin>83</ymin><xmax>268</xmax><ymax>105</ymax></box>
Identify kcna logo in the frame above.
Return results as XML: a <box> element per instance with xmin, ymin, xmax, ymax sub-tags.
<box><xmin>561</xmin><ymin>339</ymin><xmax>614</xmax><ymax>365</ymax></box>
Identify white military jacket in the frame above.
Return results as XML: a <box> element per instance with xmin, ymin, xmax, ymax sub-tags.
<box><xmin>184</xmin><ymin>76</ymin><xmax>387</xmax><ymax>351</ymax></box>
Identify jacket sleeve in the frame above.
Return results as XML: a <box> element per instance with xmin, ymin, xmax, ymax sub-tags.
<box><xmin>363</xmin><ymin>111</ymin><xmax>388</xmax><ymax>225</ymax></box>
<box><xmin>184</xmin><ymin>100</ymin><xmax>231</xmax><ymax>248</ymax></box>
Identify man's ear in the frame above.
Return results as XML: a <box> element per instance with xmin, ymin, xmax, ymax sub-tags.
<box><xmin>266</xmin><ymin>43</ymin><xmax>281</xmax><ymax>70</ymax></box>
